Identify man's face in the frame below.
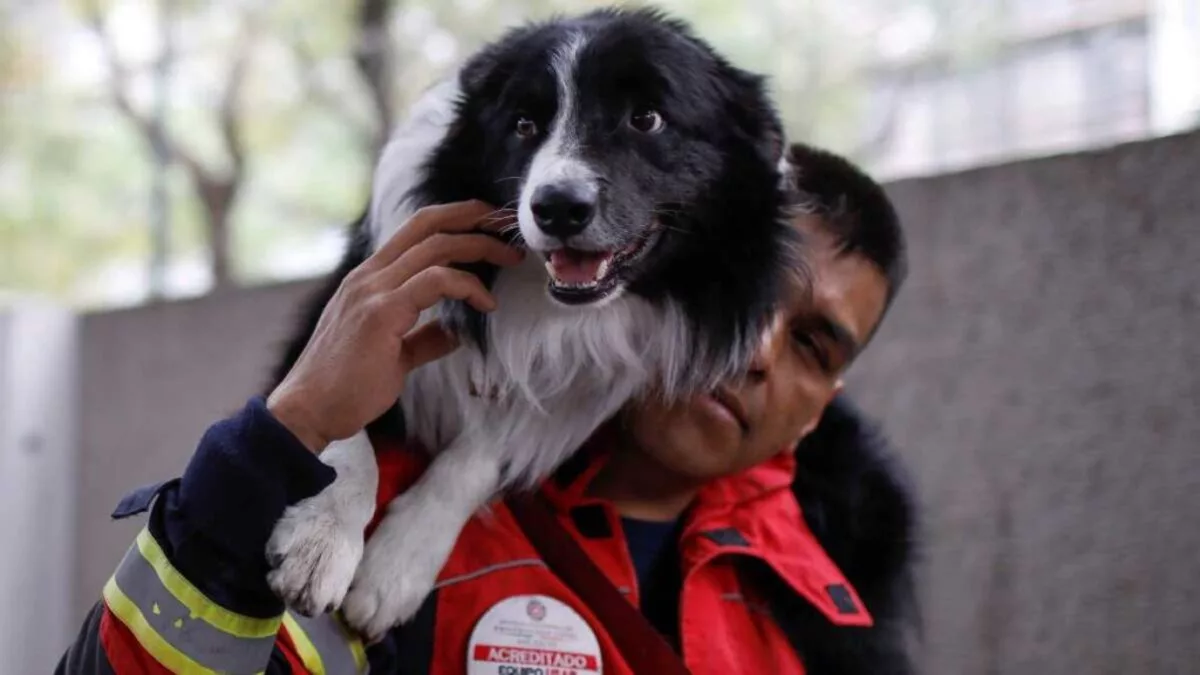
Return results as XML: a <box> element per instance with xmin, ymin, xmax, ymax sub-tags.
<box><xmin>621</xmin><ymin>214</ymin><xmax>889</xmax><ymax>480</ymax></box>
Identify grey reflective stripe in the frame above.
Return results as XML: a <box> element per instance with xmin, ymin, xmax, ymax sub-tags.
<box><xmin>286</xmin><ymin>612</ymin><xmax>369</xmax><ymax>675</ymax></box>
<box><xmin>112</xmin><ymin>542</ymin><xmax>278</xmax><ymax>673</ymax></box>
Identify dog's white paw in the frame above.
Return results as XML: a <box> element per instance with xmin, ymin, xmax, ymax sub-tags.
<box><xmin>266</xmin><ymin>499</ymin><xmax>364</xmax><ymax>617</ymax></box>
<box><xmin>341</xmin><ymin>494</ymin><xmax>460</xmax><ymax>641</ymax></box>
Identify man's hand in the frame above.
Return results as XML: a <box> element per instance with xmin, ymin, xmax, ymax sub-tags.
<box><xmin>267</xmin><ymin>200</ymin><xmax>523</xmax><ymax>453</ymax></box>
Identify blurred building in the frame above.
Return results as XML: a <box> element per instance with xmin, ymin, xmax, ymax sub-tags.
<box><xmin>863</xmin><ymin>0</ymin><xmax>1200</xmax><ymax>178</ymax></box>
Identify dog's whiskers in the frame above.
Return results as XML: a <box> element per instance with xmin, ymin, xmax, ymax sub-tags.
<box><xmin>479</xmin><ymin>204</ymin><xmax>519</xmax><ymax>226</ymax></box>
<box><xmin>649</xmin><ymin>208</ymin><xmax>691</xmax><ymax>236</ymax></box>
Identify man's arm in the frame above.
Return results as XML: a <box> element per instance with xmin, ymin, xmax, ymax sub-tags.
<box><xmin>54</xmin><ymin>201</ymin><xmax>525</xmax><ymax>673</ymax></box>
<box><xmin>54</xmin><ymin>397</ymin><xmax>359</xmax><ymax>674</ymax></box>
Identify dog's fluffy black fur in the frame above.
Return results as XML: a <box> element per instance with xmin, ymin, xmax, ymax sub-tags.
<box><xmin>761</xmin><ymin>394</ymin><xmax>921</xmax><ymax>674</ymax></box>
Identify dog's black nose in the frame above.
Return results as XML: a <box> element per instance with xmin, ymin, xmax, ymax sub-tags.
<box><xmin>531</xmin><ymin>183</ymin><xmax>596</xmax><ymax>238</ymax></box>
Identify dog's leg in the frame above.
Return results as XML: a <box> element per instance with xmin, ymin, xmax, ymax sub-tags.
<box><xmin>265</xmin><ymin>431</ymin><xmax>378</xmax><ymax>616</ymax></box>
<box><xmin>341</xmin><ymin>435</ymin><xmax>500</xmax><ymax>641</ymax></box>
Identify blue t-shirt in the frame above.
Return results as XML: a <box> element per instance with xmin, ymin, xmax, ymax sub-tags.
<box><xmin>621</xmin><ymin>516</ymin><xmax>683</xmax><ymax>648</ymax></box>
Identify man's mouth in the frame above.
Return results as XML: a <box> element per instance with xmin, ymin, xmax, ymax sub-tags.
<box><xmin>709</xmin><ymin>386</ymin><xmax>750</xmax><ymax>432</ymax></box>
<box><xmin>541</xmin><ymin>227</ymin><xmax>660</xmax><ymax>304</ymax></box>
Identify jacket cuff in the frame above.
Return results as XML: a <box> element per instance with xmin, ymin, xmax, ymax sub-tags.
<box><xmin>178</xmin><ymin>396</ymin><xmax>337</xmax><ymax>565</ymax></box>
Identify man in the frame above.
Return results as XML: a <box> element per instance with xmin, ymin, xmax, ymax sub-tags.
<box><xmin>57</xmin><ymin>143</ymin><xmax>916</xmax><ymax>674</ymax></box>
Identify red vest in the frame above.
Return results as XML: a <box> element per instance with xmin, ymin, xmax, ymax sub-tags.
<box><xmin>366</xmin><ymin>437</ymin><xmax>872</xmax><ymax>674</ymax></box>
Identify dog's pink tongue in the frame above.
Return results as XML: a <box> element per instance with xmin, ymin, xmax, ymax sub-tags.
<box><xmin>548</xmin><ymin>249</ymin><xmax>609</xmax><ymax>284</ymax></box>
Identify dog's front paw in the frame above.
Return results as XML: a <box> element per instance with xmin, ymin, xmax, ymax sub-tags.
<box><xmin>266</xmin><ymin>498</ymin><xmax>364</xmax><ymax>617</ymax></box>
<box><xmin>340</xmin><ymin>496</ymin><xmax>458</xmax><ymax>641</ymax></box>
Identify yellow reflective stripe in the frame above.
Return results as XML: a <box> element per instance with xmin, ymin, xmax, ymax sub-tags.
<box><xmin>283</xmin><ymin>612</ymin><xmax>368</xmax><ymax>674</ymax></box>
<box><xmin>135</xmin><ymin>527</ymin><xmax>280</xmax><ymax>639</ymax></box>
<box><xmin>338</xmin><ymin>615</ymin><xmax>368</xmax><ymax>673</ymax></box>
<box><xmin>104</xmin><ymin>576</ymin><xmax>263</xmax><ymax>675</ymax></box>
<box><xmin>282</xmin><ymin>612</ymin><xmax>325</xmax><ymax>675</ymax></box>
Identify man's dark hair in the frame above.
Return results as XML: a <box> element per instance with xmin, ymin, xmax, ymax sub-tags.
<box><xmin>784</xmin><ymin>143</ymin><xmax>908</xmax><ymax>310</ymax></box>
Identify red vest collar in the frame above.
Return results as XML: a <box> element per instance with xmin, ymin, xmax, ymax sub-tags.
<box><xmin>538</xmin><ymin>434</ymin><xmax>874</xmax><ymax>627</ymax></box>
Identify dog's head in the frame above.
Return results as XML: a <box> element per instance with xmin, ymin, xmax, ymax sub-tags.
<box><xmin>416</xmin><ymin>8</ymin><xmax>788</xmax><ymax>311</ymax></box>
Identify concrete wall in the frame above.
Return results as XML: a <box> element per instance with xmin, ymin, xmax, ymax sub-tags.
<box><xmin>74</xmin><ymin>280</ymin><xmax>319</xmax><ymax>625</ymax></box>
<box><xmin>63</xmin><ymin>130</ymin><xmax>1199</xmax><ymax>672</ymax></box>
<box><xmin>846</xmin><ymin>130</ymin><xmax>1200</xmax><ymax>673</ymax></box>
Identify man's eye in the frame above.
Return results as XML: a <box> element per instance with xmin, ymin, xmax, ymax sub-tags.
<box><xmin>791</xmin><ymin>329</ymin><xmax>831</xmax><ymax>371</ymax></box>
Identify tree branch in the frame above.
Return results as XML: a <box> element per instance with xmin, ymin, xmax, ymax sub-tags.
<box><xmin>290</xmin><ymin>35</ymin><xmax>377</xmax><ymax>152</ymax></box>
<box><xmin>218</xmin><ymin>20</ymin><xmax>256</xmax><ymax>180</ymax></box>
<box><xmin>353</xmin><ymin>0</ymin><xmax>396</xmax><ymax>157</ymax></box>
<box><xmin>82</xmin><ymin>0</ymin><xmax>207</xmax><ymax>181</ymax></box>
<box><xmin>84</xmin><ymin>0</ymin><xmax>261</xmax><ymax>291</ymax></box>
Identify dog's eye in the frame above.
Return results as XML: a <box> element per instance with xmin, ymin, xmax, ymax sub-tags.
<box><xmin>629</xmin><ymin>109</ymin><xmax>665</xmax><ymax>134</ymax></box>
<box><xmin>515</xmin><ymin>117</ymin><xmax>539</xmax><ymax>138</ymax></box>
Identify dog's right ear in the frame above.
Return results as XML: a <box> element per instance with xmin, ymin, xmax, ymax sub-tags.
<box><xmin>721</xmin><ymin>65</ymin><xmax>785</xmax><ymax>168</ymax></box>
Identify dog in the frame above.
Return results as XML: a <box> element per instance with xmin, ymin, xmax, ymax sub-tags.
<box><xmin>264</xmin><ymin>7</ymin><xmax>794</xmax><ymax>641</ymax></box>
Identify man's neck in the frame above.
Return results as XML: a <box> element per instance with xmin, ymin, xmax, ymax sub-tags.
<box><xmin>585</xmin><ymin>429</ymin><xmax>701</xmax><ymax>522</ymax></box>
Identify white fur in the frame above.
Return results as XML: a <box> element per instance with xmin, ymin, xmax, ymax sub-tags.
<box><xmin>518</xmin><ymin>34</ymin><xmax>593</xmax><ymax>252</ymax></box>
<box><xmin>369</xmin><ymin>77</ymin><xmax>463</xmax><ymax>243</ymax></box>
<box><xmin>267</xmin><ymin>35</ymin><xmax>759</xmax><ymax>639</ymax></box>
<box><xmin>266</xmin><ymin>433</ymin><xmax>377</xmax><ymax>616</ymax></box>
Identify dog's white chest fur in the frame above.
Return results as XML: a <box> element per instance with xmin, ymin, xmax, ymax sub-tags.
<box><xmin>402</xmin><ymin>254</ymin><xmax>675</xmax><ymax>483</ymax></box>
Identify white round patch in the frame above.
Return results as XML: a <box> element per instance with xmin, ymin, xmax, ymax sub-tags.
<box><xmin>466</xmin><ymin>594</ymin><xmax>603</xmax><ymax>675</ymax></box>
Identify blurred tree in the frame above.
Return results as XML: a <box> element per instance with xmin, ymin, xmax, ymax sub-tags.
<box><xmin>76</xmin><ymin>0</ymin><xmax>402</xmax><ymax>294</ymax></box>
<box><xmin>82</xmin><ymin>0</ymin><xmax>255</xmax><ymax>293</ymax></box>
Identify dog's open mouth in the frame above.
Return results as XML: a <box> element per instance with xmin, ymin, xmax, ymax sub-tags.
<box><xmin>542</xmin><ymin>227</ymin><xmax>660</xmax><ymax>304</ymax></box>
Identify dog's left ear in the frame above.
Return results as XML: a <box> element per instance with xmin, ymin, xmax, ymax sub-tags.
<box><xmin>721</xmin><ymin>65</ymin><xmax>785</xmax><ymax>166</ymax></box>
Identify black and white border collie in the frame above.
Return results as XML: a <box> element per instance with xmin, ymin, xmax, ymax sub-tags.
<box><xmin>265</xmin><ymin>7</ymin><xmax>794</xmax><ymax>640</ymax></box>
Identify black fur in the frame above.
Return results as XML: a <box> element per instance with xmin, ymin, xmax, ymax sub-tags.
<box><xmin>756</xmin><ymin>394</ymin><xmax>921</xmax><ymax>674</ymax></box>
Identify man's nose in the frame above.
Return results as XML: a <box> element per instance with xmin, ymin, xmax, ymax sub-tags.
<box><xmin>746</xmin><ymin>316</ymin><xmax>785</xmax><ymax>382</ymax></box>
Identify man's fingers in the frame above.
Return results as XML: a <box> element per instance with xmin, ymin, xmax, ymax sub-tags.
<box><xmin>387</xmin><ymin>267</ymin><xmax>499</xmax><ymax>326</ymax></box>
<box><xmin>367</xmin><ymin>201</ymin><xmax>516</xmax><ymax>271</ymax></box>
<box><xmin>401</xmin><ymin>321</ymin><xmax>461</xmax><ymax>370</ymax></box>
<box><xmin>373</xmin><ymin>233</ymin><xmax>524</xmax><ymax>291</ymax></box>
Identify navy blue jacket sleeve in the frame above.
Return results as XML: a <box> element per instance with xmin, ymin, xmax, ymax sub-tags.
<box><xmin>56</xmin><ymin>397</ymin><xmax>340</xmax><ymax>673</ymax></box>
<box><xmin>121</xmin><ymin>396</ymin><xmax>337</xmax><ymax>617</ymax></box>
